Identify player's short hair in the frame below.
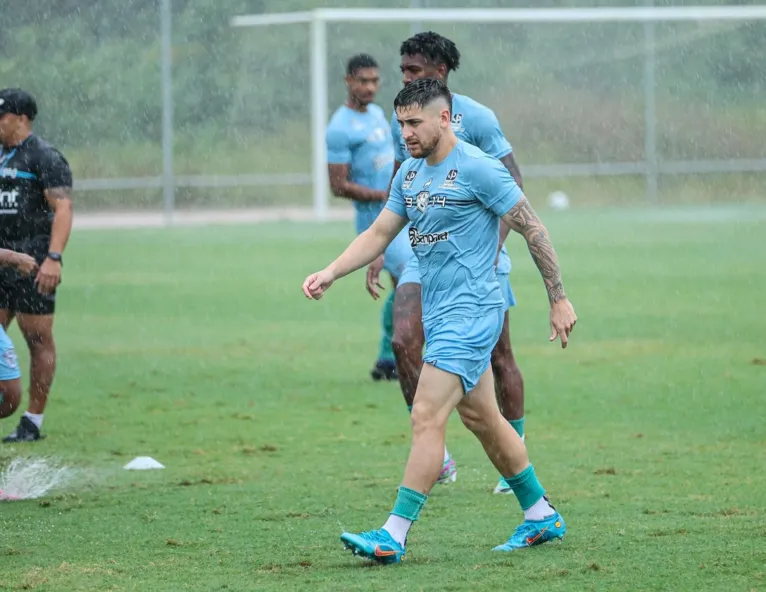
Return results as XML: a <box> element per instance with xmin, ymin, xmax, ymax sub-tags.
<box><xmin>346</xmin><ymin>53</ymin><xmax>379</xmax><ymax>76</ymax></box>
<box><xmin>400</xmin><ymin>31</ymin><xmax>461</xmax><ymax>72</ymax></box>
<box><xmin>394</xmin><ymin>78</ymin><xmax>452</xmax><ymax>115</ymax></box>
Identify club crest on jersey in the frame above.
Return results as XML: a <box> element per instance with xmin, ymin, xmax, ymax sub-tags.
<box><xmin>415</xmin><ymin>190</ymin><xmax>430</xmax><ymax>213</ymax></box>
<box><xmin>440</xmin><ymin>169</ymin><xmax>458</xmax><ymax>189</ymax></box>
<box><xmin>451</xmin><ymin>113</ymin><xmax>464</xmax><ymax>132</ymax></box>
<box><xmin>402</xmin><ymin>170</ymin><xmax>417</xmax><ymax>190</ymax></box>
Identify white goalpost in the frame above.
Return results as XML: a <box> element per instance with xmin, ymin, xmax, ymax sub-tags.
<box><xmin>231</xmin><ymin>6</ymin><xmax>766</xmax><ymax>221</ymax></box>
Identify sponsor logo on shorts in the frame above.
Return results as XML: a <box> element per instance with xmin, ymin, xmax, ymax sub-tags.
<box><xmin>408</xmin><ymin>226</ymin><xmax>449</xmax><ymax>247</ymax></box>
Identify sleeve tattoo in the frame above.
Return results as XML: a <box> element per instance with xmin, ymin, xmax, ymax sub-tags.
<box><xmin>504</xmin><ymin>197</ymin><xmax>566</xmax><ymax>304</ymax></box>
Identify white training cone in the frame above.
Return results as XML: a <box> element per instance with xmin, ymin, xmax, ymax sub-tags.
<box><xmin>124</xmin><ymin>456</ymin><xmax>165</xmax><ymax>470</ymax></box>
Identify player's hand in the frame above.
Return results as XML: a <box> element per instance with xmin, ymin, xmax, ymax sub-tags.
<box><xmin>549</xmin><ymin>298</ymin><xmax>577</xmax><ymax>349</ymax></box>
<box><xmin>366</xmin><ymin>255</ymin><xmax>385</xmax><ymax>300</ymax></box>
<box><xmin>12</xmin><ymin>253</ymin><xmax>38</xmax><ymax>276</ymax></box>
<box><xmin>35</xmin><ymin>257</ymin><xmax>61</xmax><ymax>295</ymax></box>
<box><xmin>302</xmin><ymin>268</ymin><xmax>335</xmax><ymax>300</ymax></box>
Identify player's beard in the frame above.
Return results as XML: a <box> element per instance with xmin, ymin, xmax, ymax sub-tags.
<box><xmin>409</xmin><ymin>133</ymin><xmax>440</xmax><ymax>159</ymax></box>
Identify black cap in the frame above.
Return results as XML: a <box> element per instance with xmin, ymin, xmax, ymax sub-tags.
<box><xmin>0</xmin><ymin>88</ymin><xmax>37</xmax><ymax>121</ymax></box>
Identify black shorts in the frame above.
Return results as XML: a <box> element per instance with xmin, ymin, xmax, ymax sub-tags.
<box><xmin>0</xmin><ymin>268</ymin><xmax>56</xmax><ymax>315</ymax></box>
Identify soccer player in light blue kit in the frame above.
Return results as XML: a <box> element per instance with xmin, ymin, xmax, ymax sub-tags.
<box><xmin>303</xmin><ymin>79</ymin><xmax>577</xmax><ymax>563</ymax></box>
<box><xmin>366</xmin><ymin>32</ymin><xmax>526</xmax><ymax>492</ymax></box>
<box><xmin>326</xmin><ymin>54</ymin><xmax>413</xmax><ymax>382</ymax></box>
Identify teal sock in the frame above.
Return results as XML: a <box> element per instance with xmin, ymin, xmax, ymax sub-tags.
<box><xmin>504</xmin><ymin>464</ymin><xmax>546</xmax><ymax>511</ymax></box>
<box><xmin>377</xmin><ymin>290</ymin><xmax>395</xmax><ymax>362</ymax></box>
<box><xmin>510</xmin><ymin>417</ymin><xmax>525</xmax><ymax>439</ymax></box>
<box><xmin>391</xmin><ymin>486</ymin><xmax>428</xmax><ymax>521</ymax></box>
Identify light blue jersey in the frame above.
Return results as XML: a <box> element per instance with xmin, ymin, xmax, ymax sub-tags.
<box><xmin>327</xmin><ymin>103</ymin><xmax>394</xmax><ymax>226</ymax></box>
<box><xmin>392</xmin><ymin>92</ymin><xmax>516</xmax><ymax>285</ymax></box>
<box><xmin>387</xmin><ymin>141</ymin><xmax>522</xmax><ymax>323</ymax></box>
<box><xmin>326</xmin><ymin>103</ymin><xmax>411</xmax><ymax>278</ymax></box>
<box><xmin>0</xmin><ymin>325</ymin><xmax>20</xmax><ymax>382</ymax></box>
<box><xmin>386</xmin><ymin>141</ymin><xmax>522</xmax><ymax>392</ymax></box>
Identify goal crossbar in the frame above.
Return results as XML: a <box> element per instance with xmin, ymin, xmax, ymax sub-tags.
<box><xmin>232</xmin><ymin>6</ymin><xmax>766</xmax><ymax>28</ymax></box>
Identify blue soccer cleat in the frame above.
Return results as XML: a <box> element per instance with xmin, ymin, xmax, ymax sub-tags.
<box><xmin>340</xmin><ymin>529</ymin><xmax>405</xmax><ymax>564</ymax></box>
<box><xmin>492</xmin><ymin>511</ymin><xmax>566</xmax><ymax>552</ymax></box>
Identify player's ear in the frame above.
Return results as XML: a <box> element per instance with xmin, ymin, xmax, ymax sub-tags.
<box><xmin>441</xmin><ymin>108</ymin><xmax>451</xmax><ymax>127</ymax></box>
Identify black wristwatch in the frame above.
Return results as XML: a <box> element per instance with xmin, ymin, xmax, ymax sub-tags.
<box><xmin>47</xmin><ymin>252</ymin><xmax>63</xmax><ymax>265</ymax></box>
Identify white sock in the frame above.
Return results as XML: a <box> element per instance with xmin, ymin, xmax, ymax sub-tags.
<box><xmin>382</xmin><ymin>514</ymin><xmax>412</xmax><ymax>548</ymax></box>
<box><xmin>443</xmin><ymin>446</ymin><xmax>450</xmax><ymax>463</ymax></box>
<box><xmin>524</xmin><ymin>496</ymin><xmax>556</xmax><ymax>521</ymax></box>
<box><xmin>24</xmin><ymin>412</ymin><xmax>43</xmax><ymax>429</ymax></box>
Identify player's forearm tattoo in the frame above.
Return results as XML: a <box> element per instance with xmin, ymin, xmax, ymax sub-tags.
<box><xmin>504</xmin><ymin>197</ymin><xmax>566</xmax><ymax>304</ymax></box>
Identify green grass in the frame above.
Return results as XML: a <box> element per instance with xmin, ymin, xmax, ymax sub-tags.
<box><xmin>1</xmin><ymin>205</ymin><xmax>765</xmax><ymax>591</ymax></box>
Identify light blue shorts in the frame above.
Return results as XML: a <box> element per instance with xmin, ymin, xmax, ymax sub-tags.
<box><xmin>0</xmin><ymin>326</ymin><xmax>20</xmax><ymax>381</ymax></box>
<box><xmin>399</xmin><ymin>254</ymin><xmax>517</xmax><ymax>309</ymax></box>
<box><xmin>355</xmin><ymin>211</ymin><xmax>413</xmax><ymax>280</ymax></box>
<box><xmin>423</xmin><ymin>308</ymin><xmax>505</xmax><ymax>394</ymax></box>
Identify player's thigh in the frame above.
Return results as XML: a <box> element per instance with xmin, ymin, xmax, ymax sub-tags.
<box><xmin>411</xmin><ymin>362</ymin><xmax>465</xmax><ymax>430</ymax></box>
<box><xmin>393</xmin><ymin>281</ymin><xmax>423</xmax><ymax>347</ymax></box>
<box><xmin>491</xmin><ymin>310</ymin><xmax>514</xmax><ymax>363</ymax></box>
<box><xmin>456</xmin><ymin>366</ymin><xmax>500</xmax><ymax>426</ymax></box>
<box><xmin>0</xmin><ymin>309</ymin><xmax>14</xmax><ymax>329</ymax></box>
<box><xmin>16</xmin><ymin>313</ymin><xmax>55</xmax><ymax>348</ymax></box>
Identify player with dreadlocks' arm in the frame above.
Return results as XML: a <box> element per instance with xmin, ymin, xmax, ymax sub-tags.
<box><xmin>366</xmin><ymin>32</ymin><xmax>527</xmax><ymax>494</ymax></box>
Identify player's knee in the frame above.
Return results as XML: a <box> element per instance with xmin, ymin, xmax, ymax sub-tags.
<box><xmin>0</xmin><ymin>380</ymin><xmax>21</xmax><ymax>419</ymax></box>
<box><xmin>22</xmin><ymin>328</ymin><xmax>54</xmax><ymax>352</ymax></box>
<box><xmin>392</xmin><ymin>326</ymin><xmax>421</xmax><ymax>362</ymax></box>
<box><xmin>410</xmin><ymin>400</ymin><xmax>444</xmax><ymax>436</ymax></box>
<box><xmin>457</xmin><ymin>404</ymin><xmax>492</xmax><ymax>435</ymax></box>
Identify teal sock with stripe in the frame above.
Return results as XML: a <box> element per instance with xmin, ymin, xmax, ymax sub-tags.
<box><xmin>510</xmin><ymin>417</ymin><xmax>525</xmax><ymax>439</ymax></box>
<box><xmin>391</xmin><ymin>486</ymin><xmax>428</xmax><ymax>521</ymax></box>
<box><xmin>504</xmin><ymin>464</ymin><xmax>546</xmax><ymax>511</ymax></box>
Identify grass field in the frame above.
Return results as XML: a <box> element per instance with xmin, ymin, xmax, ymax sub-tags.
<box><xmin>1</xmin><ymin>205</ymin><xmax>765</xmax><ymax>591</ymax></box>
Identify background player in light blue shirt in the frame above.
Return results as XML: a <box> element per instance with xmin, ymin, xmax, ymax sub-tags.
<box><xmin>365</xmin><ymin>32</ymin><xmax>527</xmax><ymax>492</ymax></box>
<box><xmin>325</xmin><ymin>54</ymin><xmax>413</xmax><ymax>382</ymax></box>
<box><xmin>303</xmin><ymin>78</ymin><xmax>577</xmax><ymax>564</ymax></box>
